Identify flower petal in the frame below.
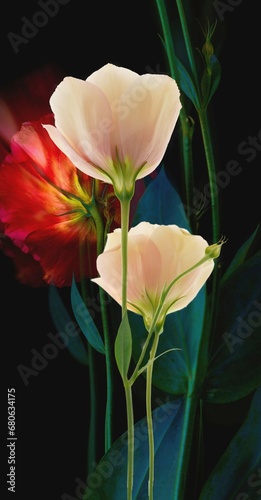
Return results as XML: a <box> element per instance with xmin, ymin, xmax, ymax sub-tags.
<box><xmin>117</xmin><ymin>74</ymin><xmax>182</xmax><ymax>174</ymax></box>
<box><xmin>87</xmin><ymin>63</ymin><xmax>139</xmax><ymax>108</ymax></box>
<box><xmin>44</xmin><ymin>77</ymin><xmax>116</xmax><ymax>180</ymax></box>
<box><xmin>43</xmin><ymin>123</ymin><xmax>112</xmax><ymax>184</ymax></box>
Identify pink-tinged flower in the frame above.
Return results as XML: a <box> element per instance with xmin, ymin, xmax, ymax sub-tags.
<box><xmin>43</xmin><ymin>63</ymin><xmax>182</xmax><ymax>199</ymax></box>
<box><xmin>0</xmin><ymin>115</ymin><xmax>120</xmax><ymax>287</ymax></box>
<box><xmin>92</xmin><ymin>222</ymin><xmax>220</xmax><ymax>330</ymax></box>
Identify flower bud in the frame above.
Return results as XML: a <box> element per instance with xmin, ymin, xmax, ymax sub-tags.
<box><xmin>202</xmin><ymin>40</ymin><xmax>214</xmax><ymax>60</ymax></box>
<box><xmin>205</xmin><ymin>237</ymin><xmax>227</xmax><ymax>259</ymax></box>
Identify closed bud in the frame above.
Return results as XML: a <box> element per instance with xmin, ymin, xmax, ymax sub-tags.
<box><xmin>201</xmin><ymin>19</ymin><xmax>217</xmax><ymax>63</ymax></box>
<box><xmin>202</xmin><ymin>40</ymin><xmax>214</xmax><ymax>60</ymax></box>
<box><xmin>205</xmin><ymin>237</ymin><xmax>227</xmax><ymax>259</ymax></box>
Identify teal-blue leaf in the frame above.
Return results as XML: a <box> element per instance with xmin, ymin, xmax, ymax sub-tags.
<box><xmin>70</xmin><ymin>276</ymin><xmax>105</xmax><ymax>355</ymax></box>
<box><xmin>83</xmin><ymin>397</ymin><xmax>185</xmax><ymax>499</ymax></box>
<box><xmin>48</xmin><ymin>285</ymin><xmax>88</xmax><ymax>365</ymax></box>
<box><xmin>199</xmin><ymin>387</ymin><xmax>261</xmax><ymax>500</ymax></box>
<box><xmin>204</xmin><ymin>250</ymin><xmax>261</xmax><ymax>403</ymax></box>
<box><xmin>176</xmin><ymin>58</ymin><xmax>200</xmax><ymax>109</ymax></box>
<box><xmin>132</xmin><ymin>165</ymin><xmax>190</xmax><ymax>230</ymax></box>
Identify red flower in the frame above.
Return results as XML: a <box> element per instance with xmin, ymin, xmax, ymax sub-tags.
<box><xmin>0</xmin><ymin>115</ymin><xmax>120</xmax><ymax>287</ymax></box>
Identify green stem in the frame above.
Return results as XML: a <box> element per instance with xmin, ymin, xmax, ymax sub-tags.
<box><xmin>155</xmin><ymin>0</ymin><xmax>195</xmax><ymax>229</ymax></box>
<box><xmin>124</xmin><ymin>381</ymin><xmax>135</xmax><ymax>500</ymax></box>
<box><xmin>172</xmin><ymin>388</ymin><xmax>198</xmax><ymax>499</ymax></box>
<box><xmin>99</xmin><ymin>287</ymin><xmax>113</xmax><ymax>451</ymax></box>
<box><xmin>198</xmin><ymin>109</ymin><xmax>219</xmax><ymax>244</ymax></box>
<box><xmin>146</xmin><ymin>332</ymin><xmax>160</xmax><ymax>500</ymax></box>
<box><xmin>117</xmin><ymin>195</ymin><xmax>134</xmax><ymax>498</ymax></box>
<box><xmin>155</xmin><ymin>0</ymin><xmax>180</xmax><ymax>84</ymax></box>
<box><xmin>119</xmin><ymin>198</ymin><xmax>131</xmax><ymax>317</ymax></box>
<box><xmin>86</xmin><ymin>344</ymin><xmax>97</xmax><ymax>472</ymax></box>
<box><xmin>90</xmin><ymin>199</ymin><xmax>113</xmax><ymax>453</ymax></box>
<box><xmin>198</xmin><ymin>109</ymin><xmax>220</xmax><ymax>347</ymax></box>
<box><xmin>175</xmin><ymin>0</ymin><xmax>200</xmax><ymax>93</ymax></box>
<box><xmin>180</xmin><ymin>119</ymin><xmax>196</xmax><ymax>233</ymax></box>
<box><xmin>78</xmin><ymin>250</ymin><xmax>97</xmax><ymax>473</ymax></box>
<box><xmin>129</xmin><ymin>328</ymin><xmax>155</xmax><ymax>385</ymax></box>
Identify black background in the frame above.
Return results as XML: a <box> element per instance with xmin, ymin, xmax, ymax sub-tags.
<box><xmin>1</xmin><ymin>1</ymin><xmax>260</xmax><ymax>499</ymax></box>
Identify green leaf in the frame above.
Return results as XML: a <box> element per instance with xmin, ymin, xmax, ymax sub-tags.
<box><xmin>70</xmin><ymin>276</ymin><xmax>105</xmax><ymax>355</ymax></box>
<box><xmin>48</xmin><ymin>285</ymin><xmax>89</xmax><ymax>365</ymax></box>
<box><xmin>83</xmin><ymin>398</ymin><xmax>185</xmax><ymax>499</ymax></box>
<box><xmin>204</xmin><ymin>250</ymin><xmax>261</xmax><ymax>403</ymax></box>
<box><xmin>132</xmin><ymin>165</ymin><xmax>190</xmax><ymax>230</ymax></box>
<box><xmin>199</xmin><ymin>387</ymin><xmax>261</xmax><ymax>500</ymax></box>
<box><xmin>201</xmin><ymin>54</ymin><xmax>221</xmax><ymax>108</ymax></box>
<box><xmin>221</xmin><ymin>225</ymin><xmax>260</xmax><ymax>285</ymax></box>
<box><xmin>176</xmin><ymin>58</ymin><xmax>200</xmax><ymax>108</ymax></box>
<box><xmin>114</xmin><ymin>312</ymin><xmax>132</xmax><ymax>381</ymax></box>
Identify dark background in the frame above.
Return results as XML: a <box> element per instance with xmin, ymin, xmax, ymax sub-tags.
<box><xmin>1</xmin><ymin>1</ymin><xmax>260</xmax><ymax>499</ymax></box>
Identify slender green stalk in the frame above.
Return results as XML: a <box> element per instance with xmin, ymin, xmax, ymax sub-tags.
<box><xmin>129</xmin><ymin>328</ymin><xmax>155</xmax><ymax>385</ymax></box>
<box><xmin>99</xmin><ymin>287</ymin><xmax>113</xmax><ymax>451</ymax></box>
<box><xmin>172</xmin><ymin>388</ymin><xmax>198</xmax><ymax>499</ymax></box>
<box><xmin>175</xmin><ymin>0</ymin><xmax>200</xmax><ymax>93</ymax></box>
<box><xmin>198</xmin><ymin>109</ymin><xmax>220</xmax><ymax>245</ymax></box>
<box><xmin>90</xmin><ymin>200</ymin><xmax>113</xmax><ymax>452</ymax></box>
<box><xmin>118</xmin><ymin>195</ymin><xmax>134</xmax><ymax>499</ymax></box>
<box><xmin>124</xmin><ymin>381</ymin><xmax>135</xmax><ymax>500</ymax></box>
<box><xmin>175</xmin><ymin>0</ymin><xmax>221</xmax><ymax>357</ymax></box>
<box><xmin>86</xmin><ymin>344</ymin><xmax>97</xmax><ymax>472</ymax></box>
<box><xmin>174</xmin><ymin>0</ymin><xmax>220</xmax><ymax>245</ymax></box>
<box><xmin>155</xmin><ymin>0</ymin><xmax>195</xmax><ymax>226</ymax></box>
<box><xmin>119</xmin><ymin>198</ymin><xmax>131</xmax><ymax>317</ymax></box>
<box><xmin>155</xmin><ymin>0</ymin><xmax>180</xmax><ymax>83</ymax></box>
<box><xmin>78</xmin><ymin>251</ymin><xmax>97</xmax><ymax>473</ymax></box>
<box><xmin>198</xmin><ymin>109</ymin><xmax>220</xmax><ymax>353</ymax></box>
<box><xmin>146</xmin><ymin>331</ymin><xmax>161</xmax><ymax>499</ymax></box>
